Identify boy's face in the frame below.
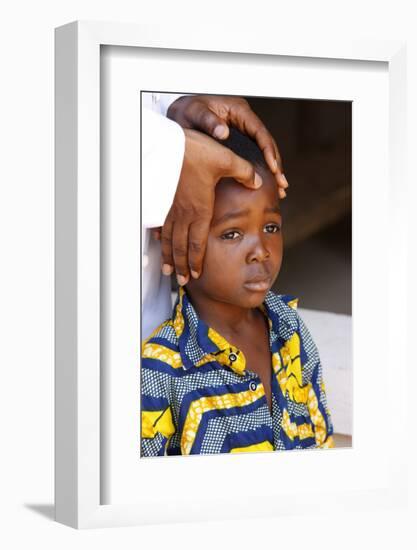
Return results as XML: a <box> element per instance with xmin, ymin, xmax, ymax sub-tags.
<box><xmin>186</xmin><ymin>167</ymin><xmax>283</xmax><ymax>309</ymax></box>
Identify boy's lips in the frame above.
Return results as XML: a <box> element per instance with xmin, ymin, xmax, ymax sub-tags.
<box><xmin>243</xmin><ymin>274</ymin><xmax>271</xmax><ymax>292</ymax></box>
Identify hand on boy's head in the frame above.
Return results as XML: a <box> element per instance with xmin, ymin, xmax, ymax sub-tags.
<box><xmin>167</xmin><ymin>95</ymin><xmax>289</xmax><ymax>196</ymax></box>
<box><xmin>160</xmin><ymin>129</ymin><xmax>266</xmax><ymax>285</ymax></box>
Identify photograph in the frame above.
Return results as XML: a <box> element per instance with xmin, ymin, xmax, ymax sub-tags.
<box><xmin>141</xmin><ymin>92</ymin><xmax>352</xmax><ymax>457</ymax></box>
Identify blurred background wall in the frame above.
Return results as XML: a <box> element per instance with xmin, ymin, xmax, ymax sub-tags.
<box><xmin>245</xmin><ymin>97</ymin><xmax>352</xmax><ymax>315</ymax></box>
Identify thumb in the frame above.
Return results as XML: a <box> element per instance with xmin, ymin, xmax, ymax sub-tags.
<box><xmin>222</xmin><ymin>151</ymin><xmax>263</xmax><ymax>190</ymax></box>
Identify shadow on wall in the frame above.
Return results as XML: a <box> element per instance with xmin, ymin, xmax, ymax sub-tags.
<box><xmin>245</xmin><ymin>97</ymin><xmax>352</xmax><ymax>316</ymax></box>
<box><xmin>276</xmin><ymin>215</ymin><xmax>352</xmax><ymax>315</ymax></box>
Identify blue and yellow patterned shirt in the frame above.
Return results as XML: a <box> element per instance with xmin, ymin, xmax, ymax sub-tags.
<box><xmin>141</xmin><ymin>286</ymin><xmax>334</xmax><ymax>456</ymax></box>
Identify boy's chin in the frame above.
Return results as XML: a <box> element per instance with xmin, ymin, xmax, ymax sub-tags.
<box><xmin>239</xmin><ymin>290</ymin><xmax>269</xmax><ymax>308</ymax></box>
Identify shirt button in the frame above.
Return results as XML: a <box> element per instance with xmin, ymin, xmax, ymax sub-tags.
<box><xmin>249</xmin><ymin>381</ymin><xmax>258</xmax><ymax>391</ymax></box>
<box><xmin>229</xmin><ymin>353</ymin><xmax>237</xmax><ymax>363</ymax></box>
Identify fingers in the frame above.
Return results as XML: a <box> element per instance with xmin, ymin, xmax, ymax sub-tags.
<box><xmin>161</xmin><ymin>216</ymin><xmax>191</xmax><ymax>285</ymax></box>
<box><xmin>263</xmin><ymin>145</ymin><xmax>279</xmax><ymax>174</ymax></box>
<box><xmin>230</xmin><ymin>104</ymin><xmax>278</xmax><ymax>171</ymax></box>
<box><xmin>267</xmin><ymin>137</ymin><xmax>289</xmax><ymax>193</ymax></box>
<box><xmin>189</xmin><ymin>101</ymin><xmax>230</xmax><ymax>140</ymax></box>
<box><xmin>151</xmin><ymin>227</ymin><xmax>162</xmax><ymax>241</ymax></box>
<box><xmin>227</xmin><ymin>102</ymin><xmax>290</xmax><ymax>193</ymax></box>
<box><xmin>160</xmin><ymin>215</ymin><xmax>175</xmax><ymax>277</ymax></box>
<box><xmin>222</xmin><ymin>150</ymin><xmax>263</xmax><ymax>190</ymax></box>
<box><xmin>274</xmin><ymin>146</ymin><xmax>289</xmax><ymax>192</ymax></box>
<box><xmin>171</xmin><ymin>222</ymin><xmax>190</xmax><ymax>286</ymax></box>
<box><xmin>279</xmin><ymin>173</ymin><xmax>289</xmax><ymax>190</ymax></box>
<box><xmin>222</xmin><ymin>137</ymin><xmax>288</xmax><ymax>199</ymax></box>
<box><xmin>188</xmin><ymin>219</ymin><xmax>211</xmax><ymax>279</ymax></box>
<box><xmin>161</xmin><ymin>218</ymin><xmax>210</xmax><ymax>283</ymax></box>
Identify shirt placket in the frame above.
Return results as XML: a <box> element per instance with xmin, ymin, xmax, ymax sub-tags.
<box><xmin>216</xmin><ymin>346</ymin><xmax>275</xmax><ymax>440</ymax></box>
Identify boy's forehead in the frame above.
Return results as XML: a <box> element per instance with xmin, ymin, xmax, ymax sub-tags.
<box><xmin>214</xmin><ymin>170</ymin><xmax>279</xmax><ymax>213</ymax></box>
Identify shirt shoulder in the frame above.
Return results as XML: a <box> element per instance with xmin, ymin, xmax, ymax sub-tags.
<box><xmin>264</xmin><ymin>290</ymin><xmax>299</xmax><ymax>311</ymax></box>
<box><xmin>142</xmin><ymin>318</ymin><xmax>185</xmax><ymax>375</ymax></box>
<box><xmin>142</xmin><ymin>319</ymin><xmax>180</xmax><ymax>357</ymax></box>
<box><xmin>268</xmin><ymin>292</ymin><xmax>315</xmax><ymax>342</ymax></box>
<box><xmin>263</xmin><ymin>291</ymin><xmax>300</xmax><ymax>332</ymax></box>
<box><xmin>272</xmin><ymin>292</ymin><xmax>299</xmax><ymax>311</ymax></box>
<box><xmin>275</xmin><ymin>293</ymin><xmax>321</xmax><ymax>368</ymax></box>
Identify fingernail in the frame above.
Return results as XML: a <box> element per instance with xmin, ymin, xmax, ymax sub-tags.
<box><xmin>162</xmin><ymin>264</ymin><xmax>173</xmax><ymax>276</ymax></box>
<box><xmin>254</xmin><ymin>172</ymin><xmax>263</xmax><ymax>189</ymax></box>
<box><xmin>272</xmin><ymin>158</ymin><xmax>278</xmax><ymax>172</ymax></box>
<box><xmin>191</xmin><ymin>270</ymin><xmax>200</xmax><ymax>279</ymax></box>
<box><xmin>280</xmin><ymin>173</ymin><xmax>289</xmax><ymax>188</ymax></box>
<box><xmin>177</xmin><ymin>274</ymin><xmax>188</xmax><ymax>286</ymax></box>
<box><xmin>213</xmin><ymin>125</ymin><xmax>228</xmax><ymax>139</ymax></box>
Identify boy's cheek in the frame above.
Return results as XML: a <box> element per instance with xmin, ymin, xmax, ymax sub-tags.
<box><xmin>207</xmin><ymin>249</ymin><xmax>236</xmax><ymax>276</ymax></box>
<box><xmin>196</xmin><ymin>254</ymin><xmax>236</xmax><ymax>289</ymax></box>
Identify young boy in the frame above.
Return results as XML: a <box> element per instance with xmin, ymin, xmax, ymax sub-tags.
<box><xmin>141</xmin><ymin>128</ymin><xmax>334</xmax><ymax>456</ymax></box>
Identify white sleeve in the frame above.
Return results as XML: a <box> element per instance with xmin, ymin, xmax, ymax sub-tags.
<box><xmin>142</xmin><ymin>107</ymin><xmax>185</xmax><ymax>228</ymax></box>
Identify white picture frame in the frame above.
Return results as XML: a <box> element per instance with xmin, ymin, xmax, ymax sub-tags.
<box><xmin>55</xmin><ymin>21</ymin><xmax>407</xmax><ymax>529</ymax></box>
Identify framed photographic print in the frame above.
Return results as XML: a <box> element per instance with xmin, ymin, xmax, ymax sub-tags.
<box><xmin>55</xmin><ymin>21</ymin><xmax>407</xmax><ymax>528</ymax></box>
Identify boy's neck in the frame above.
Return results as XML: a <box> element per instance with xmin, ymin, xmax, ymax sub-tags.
<box><xmin>184</xmin><ymin>286</ymin><xmax>263</xmax><ymax>340</ymax></box>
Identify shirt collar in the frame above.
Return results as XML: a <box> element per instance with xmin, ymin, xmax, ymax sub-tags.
<box><xmin>173</xmin><ymin>286</ymin><xmax>300</xmax><ymax>376</ymax></box>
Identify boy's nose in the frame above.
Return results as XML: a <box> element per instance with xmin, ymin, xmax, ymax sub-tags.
<box><xmin>246</xmin><ymin>237</ymin><xmax>270</xmax><ymax>263</ymax></box>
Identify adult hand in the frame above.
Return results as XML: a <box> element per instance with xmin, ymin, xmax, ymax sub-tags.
<box><xmin>160</xmin><ymin>128</ymin><xmax>264</xmax><ymax>286</ymax></box>
<box><xmin>167</xmin><ymin>95</ymin><xmax>288</xmax><ymax>197</ymax></box>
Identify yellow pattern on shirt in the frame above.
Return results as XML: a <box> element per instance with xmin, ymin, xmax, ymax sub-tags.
<box><xmin>230</xmin><ymin>441</ymin><xmax>274</xmax><ymax>453</ymax></box>
<box><xmin>142</xmin><ymin>342</ymin><xmax>183</xmax><ymax>369</ymax></box>
<box><xmin>181</xmin><ymin>385</ymin><xmax>265</xmax><ymax>455</ymax></box>
<box><xmin>281</xmin><ymin>408</ymin><xmax>315</xmax><ymax>441</ymax></box>
<box><xmin>272</xmin><ymin>334</ymin><xmax>311</xmax><ymax>404</ymax></box>
<box><xmin>273</xmin><ymin>342</ymin><xmax>332</xmax><ymax>446</ymax></box>
<box><xmin>142</xmin><ymin>407</ymin><xmax>175</xmax><ymax>440</ymax></box>
<box><xmin>307</xmin><ymin>385</ymin><xmax>328</xmax><ymax>446</ymax></box>
<box><xmin>173</xmin><ymin>299</ymin><xmax>185</xmax><ymax>338</ymax></box>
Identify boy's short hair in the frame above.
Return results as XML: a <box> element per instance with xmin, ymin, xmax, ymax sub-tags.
<box><xmin>215</xmin><ymin>126</ymin><xmax>269</xmax><ymax>171</ymax></box>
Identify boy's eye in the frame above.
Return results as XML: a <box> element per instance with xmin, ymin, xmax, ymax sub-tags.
<box><xmin>221</xmin><ymin>230</ymin><xmax>241</xmax><ymax>240</ymax></box>
<box><xmin>264</xmin><ymin>223</ymin><xmax>281</xmax><ymax>234</ymax></box>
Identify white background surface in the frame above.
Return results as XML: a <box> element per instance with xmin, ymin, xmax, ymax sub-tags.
<box><xmin>299</xmin><ymin>308</ymin><xmax>352</xmax><ymax>436</ymax></box>
<box><xmin>0</xmin><ymin>0</ymin><xmax>415</xmax><ymax>548</ymax></box>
